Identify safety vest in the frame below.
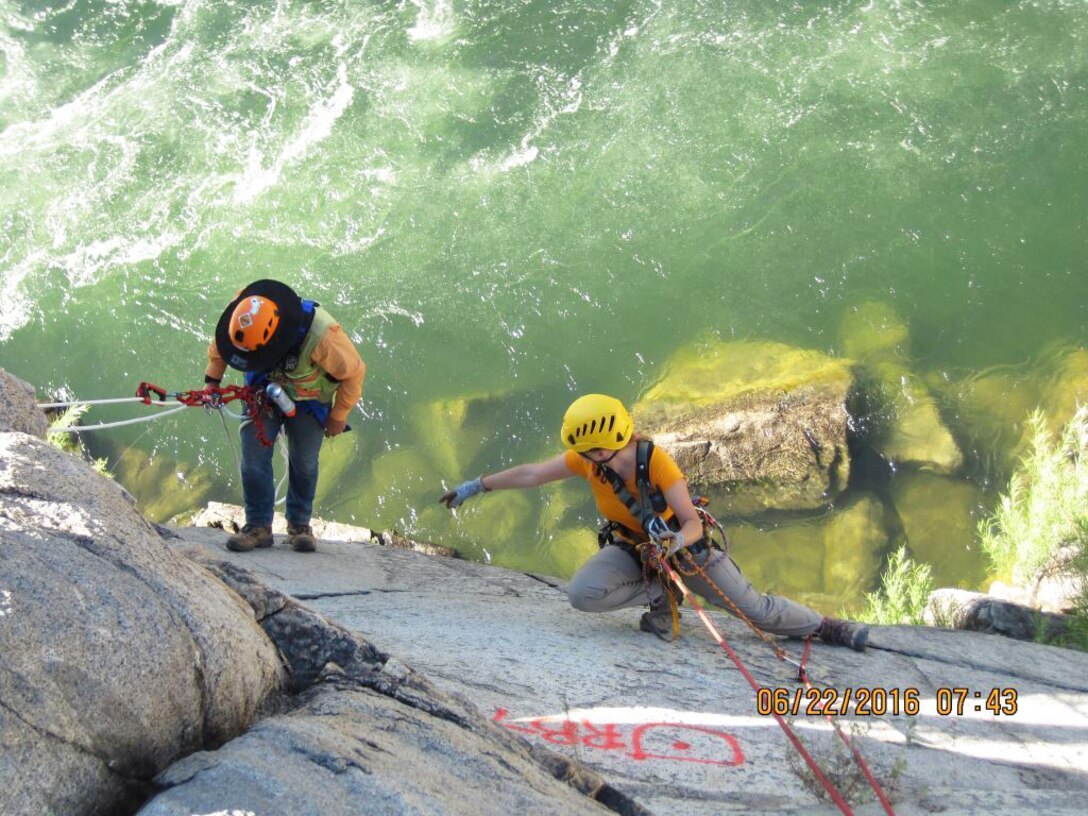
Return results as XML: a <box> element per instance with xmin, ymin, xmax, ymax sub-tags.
<box><xmin>262</xmin><ymin>303</ymin><xmax>341</xmax><ymax>405</ymax></box>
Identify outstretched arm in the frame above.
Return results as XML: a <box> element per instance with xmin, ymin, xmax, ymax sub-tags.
<box><xmin>439</xmin><ymin>453</ymin><xmax>573</xmax><ymax>509</ymax></box>
<box><xmin>480</xmin><ymin>454</ymin><xmax>572</xmax><ymax>491</ymax></box>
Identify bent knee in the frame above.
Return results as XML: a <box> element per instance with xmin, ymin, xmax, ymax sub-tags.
<box><xmin>567</xmin><ymin>582</ymin><xmax>613</xmax><ymax>613</ymax></box>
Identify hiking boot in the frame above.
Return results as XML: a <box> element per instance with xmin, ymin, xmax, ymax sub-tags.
<box><xmin>226</xmin><ymin>524</ymin><xmax>273</xmax><ymax>552</ymax></box>
<box><xmin>635</xmin><ymin>596</ymin><xmax>678</xmax><ymax>644</ymax></box>
<box><xmin>818</xmin><ymin>617</ymin><xmax>869</xmax><ymax>652</ymax></box>
<box><xmin>287</xmin><ymin>522</ymin><xmax>317</xmax><ymax>553</ymax></box>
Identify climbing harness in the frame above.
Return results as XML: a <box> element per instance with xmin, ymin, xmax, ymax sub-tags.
<box><xmin>595</xmin><ymin>440</ymin><xmax>727</xmax><ymax>641</ymax></box>
<box><xmin>597</xmin><ymin>440</ymin><xmax>895</xmax><ymax>814</ymax></box>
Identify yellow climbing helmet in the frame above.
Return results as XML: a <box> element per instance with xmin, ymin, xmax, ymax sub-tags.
<box><xmin>561</xmin><ymin>394</ymin><xmax>633</xmax><ymax>452</ymax></box>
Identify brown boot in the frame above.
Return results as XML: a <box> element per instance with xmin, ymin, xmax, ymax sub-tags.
<box><xmin>817</xmin><ymin>617</ymin><xmax>869</xmax><ymax>652</ymax></box>
<box><xmin>226</xmin><ymin>524</ymin><xmax>273</xmax><ymax>552</ymax></box>
<box><xmin>287</xmin><ymin>522</ymin><xmax>316</xmax><ymax>553</ymax></box>
<box><xmin>639</xmin><ymin>591</ymin><xmax>682</xmax><ymax>642</ymax></box>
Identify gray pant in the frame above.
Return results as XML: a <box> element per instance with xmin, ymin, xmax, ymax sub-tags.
<box><xmin>566</xmin><ymin>544</ymin><xmax>823</xmax><ymax>638</ymax></box>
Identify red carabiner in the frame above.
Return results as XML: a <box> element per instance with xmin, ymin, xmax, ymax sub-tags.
<box><xmin>136</xmin><ymin>382</ymin><xmax>168</xmax><ymax>404</ymax></box>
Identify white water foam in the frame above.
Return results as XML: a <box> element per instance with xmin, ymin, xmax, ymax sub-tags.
<box><xmin>230</xmin><ymin>62</ymin><xmax>355</xmax><ymax>204</ymax></box>
<box><xmin>407</xmin><ymin>0</ymin><xmax>455</xmax><ymax>43</ymax></box>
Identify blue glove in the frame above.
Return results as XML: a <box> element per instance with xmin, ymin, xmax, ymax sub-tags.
<box><xmin>440</xmin><ymin>477</ymin><xmax>485</xmax><ymax>509</ymax></box>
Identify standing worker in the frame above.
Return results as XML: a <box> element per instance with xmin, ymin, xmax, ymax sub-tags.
<box><xmin>439</xmin><ymin>393</ymin><xmax>868</xmax><ymax>650</ymax></box>
<box><xmin>205</xmin><ymin>279</ymin><xmax>366</xmax><ymax>553</ymax></box>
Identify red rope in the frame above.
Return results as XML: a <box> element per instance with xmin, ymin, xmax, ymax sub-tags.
<box><xmin>648</xmin><ymin>550</ymin><xmax>896</xmax><ymax>816</ymax></box>
<box><xmin>137</xmin><ymin>382</ymin><xmax>273</xmax><ymax>447</ymax></box>
<box><xmin>796</xmin><ymin>641</ymin><xmax>896</xmax><ymax>815</ymax></box>
<box><xmin>657</xmin><ymin>544</ymin><xmax>896</xmax><ymax>814</ymax></box>
<box><xmin>656</xmin><ymin>557</ymin><xmax>853</xmax><ymax>813</ymax></box>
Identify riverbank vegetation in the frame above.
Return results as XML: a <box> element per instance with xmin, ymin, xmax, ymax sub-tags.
<box><xmin>977</xmin><ymin>407</ymin><xmax>1088</xmax><ymax>648</ymax></box>
<box><xmin>863</xmin><ymin>407</ymin><xmax>1088</xmax><ymax>650</ymax></box>
<box><xmin>860</xmin><ymin>547</ymin><xmax>934</xmax><ymax>626</ymax></box>
<box><xmin>46</xmin><ymin>404</ymin><xmax>110</xmax><ymax>476</ymax></box>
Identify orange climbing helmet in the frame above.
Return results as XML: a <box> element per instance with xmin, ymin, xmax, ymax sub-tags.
<box><xmin>214</xmin><ymin>279</ymin><xmax>305</xmax><ymax>372</ymax></box>
<box><xmin>561</xmin><ymin>393</ymin><xmax>633</xmax><ymax>452</ymax></box>
<box><xmin>229</xmin><ymin>295</ymin><xmax>280</xmax><ymax>352</ymax></box>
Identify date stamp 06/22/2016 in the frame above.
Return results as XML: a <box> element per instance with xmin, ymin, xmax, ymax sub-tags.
<box><xmin>756</xmin><ymin>686</ymin><xmax>1020</xmax><ymax>718</ymax></box>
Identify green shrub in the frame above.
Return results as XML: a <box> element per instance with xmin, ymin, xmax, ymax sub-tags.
<box><xmin>859</xmin><ymin>546</ymin><xmax>934</xmax><ymax>625</ymax></box>
<box><xmin>977</xmin><ymin>408</ymin><xmax>1088</xmax><ymax>585</ymax></box>
<box><xmin>47</xmin><ymin>404</ymin><xmax>112</xmax><ymax>477</ymax></box>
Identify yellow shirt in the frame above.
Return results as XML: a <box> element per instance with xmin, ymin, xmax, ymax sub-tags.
<box><xmin>564</xmin><ymin>444</ymin><xmax>685</xmax><ymax>540</ymax></box>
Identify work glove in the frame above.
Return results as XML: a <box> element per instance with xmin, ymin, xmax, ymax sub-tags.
<box><xmin>645</xmin><ymin>516</ymin><xmax>687</xmax><ymax>558</ymax></box>
<box><xmin>439</xmin><ymin>477</ymin><xmax>485</xmax><ymax>509</ymax></box>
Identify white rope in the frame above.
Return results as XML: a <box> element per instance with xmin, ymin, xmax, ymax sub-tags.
<box><xmin>274</xmin><ymin>434</ymin><xmax>289</xmax><ymax>506</ymax></box>
<box><xmin>47</xmin><ymin>404</ymin><xmax>189</xmax><ymax>433</ymax></box>
<box><xmin>37</xmin><ymin>396</ymin><xmax>167</xmax><ymax>409</ymax></box>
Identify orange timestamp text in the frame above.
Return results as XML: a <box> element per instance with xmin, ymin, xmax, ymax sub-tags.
<box><xmin>755</xmin><ymin>686</ymin><xmax>1019</xmax><ymax>717</ymax></box>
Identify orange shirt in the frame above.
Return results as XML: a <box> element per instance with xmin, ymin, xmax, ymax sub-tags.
<box><xmin>564</xmin><ymin>444</ymin><xmax>685</xmax><ymax>540</ymax></box>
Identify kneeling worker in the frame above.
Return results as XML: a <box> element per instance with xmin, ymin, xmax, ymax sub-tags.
<box><xmin>439</xmin><ymin>393</ymin><xmax>868</xmax><ymax>650</ymax></box>
<box><xmin>205</xmin><ymin>279</ymin><xmax>366</xmax><ymax>553</ymax></box>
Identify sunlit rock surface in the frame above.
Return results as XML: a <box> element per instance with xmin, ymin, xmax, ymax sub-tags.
<box><xmin>0</xmin><ymin>370</ymin><xmax>48</xmax><ymax>437</ymax></box>
<box><xmin>0</xmin><ymin>381</ymin><xmax>639</xmax><ymax>816</ymax></box>
<box><xmin>170</xmin><ymin>522</ymin><xmax>1088</xmax><ymax>816</ymax></box>
<box><xmin>0</xmin><ymin>384</ymin><xmax>285</xmax><ymax>815</ymax></box>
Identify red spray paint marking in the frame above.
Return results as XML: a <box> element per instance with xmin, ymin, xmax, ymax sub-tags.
<box><xmin>493</xmin><ymin>709</ymin><xmax>745</xmax><ymax>767</ymax></box>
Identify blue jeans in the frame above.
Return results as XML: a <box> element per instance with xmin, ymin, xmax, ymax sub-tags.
<box><xmin>240</xmin><ymin>408</ymin><xmax>326</xmax><ymax>528</ymax></box>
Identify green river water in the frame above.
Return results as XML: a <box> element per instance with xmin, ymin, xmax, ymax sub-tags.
<box><xmin>1</xmin><ymin>1</ymin><xmax>1086</xmax><ymax>613</ymax></box>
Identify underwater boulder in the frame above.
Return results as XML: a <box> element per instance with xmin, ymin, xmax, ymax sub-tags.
<box><xmin>927</xmin><ymin>366</ymin><xmax>1039</xmax><ymax>481</ymax></box>
<box><xmin>111</xmin><ymin>447</ymin><xmax>214</xmax><ymax>523</ymax></box>
<box><xmin>411</xmin><ymin>397</ymin><xmax>488</xmax><ymax>481</ymax></box>
<box><xmin>890</xmin><ymin>471</ymin><xmax>988</xmax><ymax>589</ymax></box>
<box><xmin>837</xmin><ymin>301</ymin><xmax>910</xmax><ymax>363</ymax></box>
<box><xmin>635</xmin><ymin>338</ymin><xmax>854</xmax><ymax>516</ymax></box>
<box><xmin>726</xmin><ymin>519</ymin><xmax>824</xmax><ymax>596</ymax></box>
<box><xmin>1040</xmin><ymin>347</ymin><xmax>1088</xmax><ymax>431</ymax></box>
<box><xmin>822</xmin><ymin>494</ymin><xmax>889</xmax><ymax>600</ymax></box>
<box><xmin>543</xmin><ymin>528</ymin><xmax>600</xmax><ymax>579</ymax></box>
<box><xmin>857</xmin><ymin>360</ymin><xmax>963</xmax><ymax>475</ymax></box>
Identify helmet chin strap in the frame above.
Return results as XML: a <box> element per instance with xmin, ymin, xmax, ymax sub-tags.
<box><xmin>580</xmin><ymin>448</ymin><xmax>621</xmax><ymax>465</ymax></box>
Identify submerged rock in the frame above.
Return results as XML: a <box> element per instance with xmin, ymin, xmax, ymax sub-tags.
<box><xmin>928</xmin><ymin>364</ymin><xmax>1039</xmax><ymax>480</ymax></box>
<box><xmin>837</xmin><ymin>301</ymin><xmax>962</xmax><ymax>475</ymax></box>
<box><xmin>890</xmin><ymin>471</ymin><xmax>988</xmax><ymax>589</ymax></box>
<box><xmin>723</xmin><ymin>494</ymin><xmax>889</xmax><ymax>611</ymax></box>
<box><xmin>635</xmin><ymin>338</ymin><xmax>853</xmax><ymax>516</ymax></box>
<box><xmin>822</xmin><ymin>494</ymin><xmax>891</xmax><ymax>601</ymax></box>
<box><xmin>1039</xmin><ymin>346</ymin><xmax>1088</xmax><ymax>431</ymax></box>
<box><xmin>837</xmin><ymin>301</ymin><xmax>910</xmax><ymax>363</ymax></box>
<box><xmin>855</xmin><ymin>360</ymin><xmax>963</xmax><ymax>474</ymax></box>
<box><xmin>110</xmin><ymin>445</ymin><xmax>214</xmax><ymax>523</ymax></box>
<box><xmin>544</xmin><ymin>527</ymin><xmax>601</xmax><ymax>579</ymax></box>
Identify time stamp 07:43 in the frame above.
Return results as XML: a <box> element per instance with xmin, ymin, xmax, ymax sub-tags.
<box><xmin>756</xmin><ymin>686</ymin><xmax>1020</xmax><ymax>718</ymax></box>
